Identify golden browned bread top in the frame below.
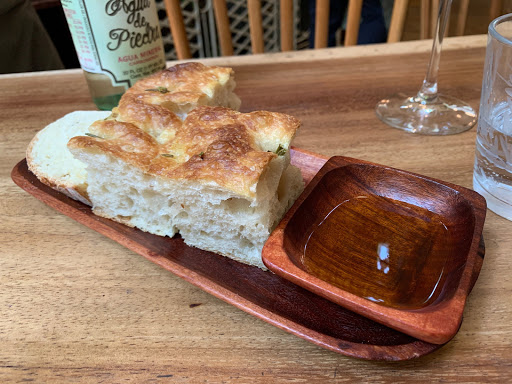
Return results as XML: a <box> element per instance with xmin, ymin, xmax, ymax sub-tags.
<box><xmin>126</xmin><ymin>62</ymin><xmax>234</xmax><ymax>105</ymax></box>
<box><xmin>112</xmin><ymin>62</ymin><xmax>238</xmax><ymax>145</ymax></box>
<box><xmin>68</xmin><ymin>106</ymin><xmax>300</xmax><ymax>199</ymax></box>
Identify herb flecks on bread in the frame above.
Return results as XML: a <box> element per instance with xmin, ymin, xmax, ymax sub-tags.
<box><xmin>115</xmin><ymin>62</ymin><xmax>241</xmax><ymax>129</ymax></box>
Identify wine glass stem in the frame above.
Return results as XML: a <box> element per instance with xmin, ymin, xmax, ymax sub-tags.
<box><xmin>417</xmin><ymin>0</ymin><xmax>453</xmax><ymax>103</ymax></box>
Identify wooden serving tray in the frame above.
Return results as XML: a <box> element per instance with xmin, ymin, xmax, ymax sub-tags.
<box><xmin>11</xmin><ymin>148</ymin><xmax>483</xmax><ymax>361</ymax></box>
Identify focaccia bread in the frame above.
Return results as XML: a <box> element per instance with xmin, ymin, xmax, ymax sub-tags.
<box><xmin>68</xmin><ymin>106</ymin><xmax>304</xmax><ymax>268</ymax></box>
<box><xmin>114</xmin><ymin>62</ymin><xmax>241</xmax><ymax>128</ymax></box>
<box><xmin>26</xmin><ymin>111</ymin><xmax>110</xmax><ymax>205</ymax></box>
<box><xmin>26</xmin><ymin>62</ymin><xmax>241</xmax><ymax>206</ymax></box>
<box><xmin>26</xmin><ymin>62</ymin><xmax>304</xmax><ymax>269</ymax></box>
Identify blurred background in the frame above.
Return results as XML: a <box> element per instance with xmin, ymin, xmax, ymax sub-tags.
<box><xmin>3</xmin><ymin>0</ymin><xmax>507</xmax><ymax>73</ymax></box>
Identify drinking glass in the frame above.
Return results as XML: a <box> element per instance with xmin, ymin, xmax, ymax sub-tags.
<box><xmin>375</xmin><ymin>0</ymin><xmax>477</xmax><ymax>135</ymax></box>
<box><xmin>473</xmin><ymin>14</ymin><xmax>512</xmax><ymax>221</ymax></box>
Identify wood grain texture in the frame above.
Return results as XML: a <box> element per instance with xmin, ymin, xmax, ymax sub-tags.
<box><xmin>2</xmin><ymin>36</ymin><xmax>512</xmax><ymax>382</ymax></box>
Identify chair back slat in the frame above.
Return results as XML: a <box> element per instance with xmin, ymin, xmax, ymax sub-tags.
<box><xmin>344</xmin><ymin>0</ymin><xmax>363</xmax><ymax>46</ymax></box>
<box><xmin>164</xmin><ymin>0</ymin><xmax>191</xmax><ymax>59</ymax></box>
<box><xmin>280</xmin><ymin>0</ymin><xmax>294</xmax><ymax>51</ymax></box>
<box><xmin>314</xmin><ymin>0</ymin><xmax>330</xmax><ymax>48</ymax></box>
<box><xmin>213</xmin><ymin>0</ymin><xmax>234</xmax><ymax>56</ymax></box>
<box><xmin>420</xmin><ymin>0</ymin><xmax>430</xmax><ymax>39</ymax></box>
<box><xmin>248</xmin><ymin>0</ymin><xmax>265</xmax><ymax>54</ymax></box>
<box><xmin>490</xmin><ymin>0</ymin><xmax>504</xmax><ymax>22</ymax></box>
<box><xmin>455</xmin><ymin>0</ymin><xmax>470</xmax><ymax>36</ymax></box>
<box><xmin>165</xmin><ymin>0</ymin><xmax>477</xmax><ymax>59</ymax></box>
<box><xmin>444</xmin><ymin>2</ymin><xmax>451</xmax><ymax>36</ymax></box>
<box><xmin>430</xmin><ymin>0</ymin><xmax>452</xmax><ymax>38</ymax></box>
<box><xmin>387</xmin><ymin>0</ymin><xmax>409</xmax><ymax>43</ymax></box>
<box><xmin>431</xmin><ymin>0</ymin><xmax>439</xmax><ymax>38</ymax></box>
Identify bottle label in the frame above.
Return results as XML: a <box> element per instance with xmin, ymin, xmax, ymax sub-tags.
<box><xmin>61</xmin><ymin>0</ymin><xmax>166</xmax><ymax>88</ymax></box>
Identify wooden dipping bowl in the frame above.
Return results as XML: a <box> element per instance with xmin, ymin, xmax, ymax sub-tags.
<box><xmin>263</xmin><ymin>156</ymin><xmax>487</xmax><ymax>345</ymax></box>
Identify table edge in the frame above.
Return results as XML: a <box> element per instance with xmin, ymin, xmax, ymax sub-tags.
<box><xmin>0</xmin><ymin>35</ymin><xmax>487</xmax><ymax>80</ymax></box>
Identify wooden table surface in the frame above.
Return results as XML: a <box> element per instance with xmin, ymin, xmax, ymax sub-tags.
<box><xmin>2</xmin><ymin>35</ymin><xmax>511</xmax><ymax>382</ymax></box>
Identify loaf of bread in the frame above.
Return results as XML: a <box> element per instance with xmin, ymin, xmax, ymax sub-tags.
<box><xmin>68</xmin><ymin>106</ymin><xmax>303</xmax><ymax>268</ymax></box>
<box><xmin>27</xmin><ymin>62</ymin><xmax>303</xmax><ymax>269</ymax></box>
<box><xmin>26</xmin><ymin>63</ymin><xmax>240</xmax><ymax>206</ymax></box>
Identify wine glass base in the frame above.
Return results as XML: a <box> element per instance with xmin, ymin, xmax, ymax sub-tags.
<box><xmin>375</xmin><ymin>93</ymin><xmax>477</xmax><ymax>135</ymax></box>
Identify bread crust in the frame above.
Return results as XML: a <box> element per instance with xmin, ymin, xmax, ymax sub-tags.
<box><xmin>68</xmin><ymin>106</ymin><xmax>300</xmax><ymax>199</ymax></box>
<box><xmin>114</xmin><ymin>62</ymin><xmax>241</xmax><ymax>131</ymax></box>
<box><xmin>26</xmin><ymin>117</ymin><xmax>91</xmax><ymax>205</ymax></box>
<box><xmin>26</xmin><ymin>63</ymin><xmax>243</xmax><ymax>204</ymax></box>
<box><xmin>125</xmin><ymin>62</ymin><xmax>236</xmax><ymax>106</ymax></box>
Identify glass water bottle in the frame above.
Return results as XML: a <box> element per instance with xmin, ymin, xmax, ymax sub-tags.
<box><xmin>60</xmin><ymin>0</ymin><xmax>167</xmax><ymax>110</ymax></box>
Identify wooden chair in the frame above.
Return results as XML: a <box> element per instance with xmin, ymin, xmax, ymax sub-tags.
<box><xmin>420</xmin><ymin>0</ymin><xmax>471</xmax><ymax>39</ymax></box>
<box><xmin>164</xmin><ymin>0</ymin><xmax>411</xmax><ymax>59</ymax></box>
<box><xmin>314</xmin><ymin>0</ymin><xmax>410</xmax><ymax>47</ymax></box>
<box><xmin>490</xmin><ymin>0</ymin><xmax>504</xmax><ymax>22</ymax></box>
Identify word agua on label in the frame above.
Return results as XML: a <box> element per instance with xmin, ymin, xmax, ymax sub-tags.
<box><xmin>118</xmin><ymin>45</ymin><xmax>162</xmax><ymax>62</ymax></box>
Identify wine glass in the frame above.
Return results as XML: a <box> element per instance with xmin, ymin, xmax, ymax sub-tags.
<box><xmin>375</xmin><ymin>0</ymin><xmax>477</xmax><ymax>135</ymax></box>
